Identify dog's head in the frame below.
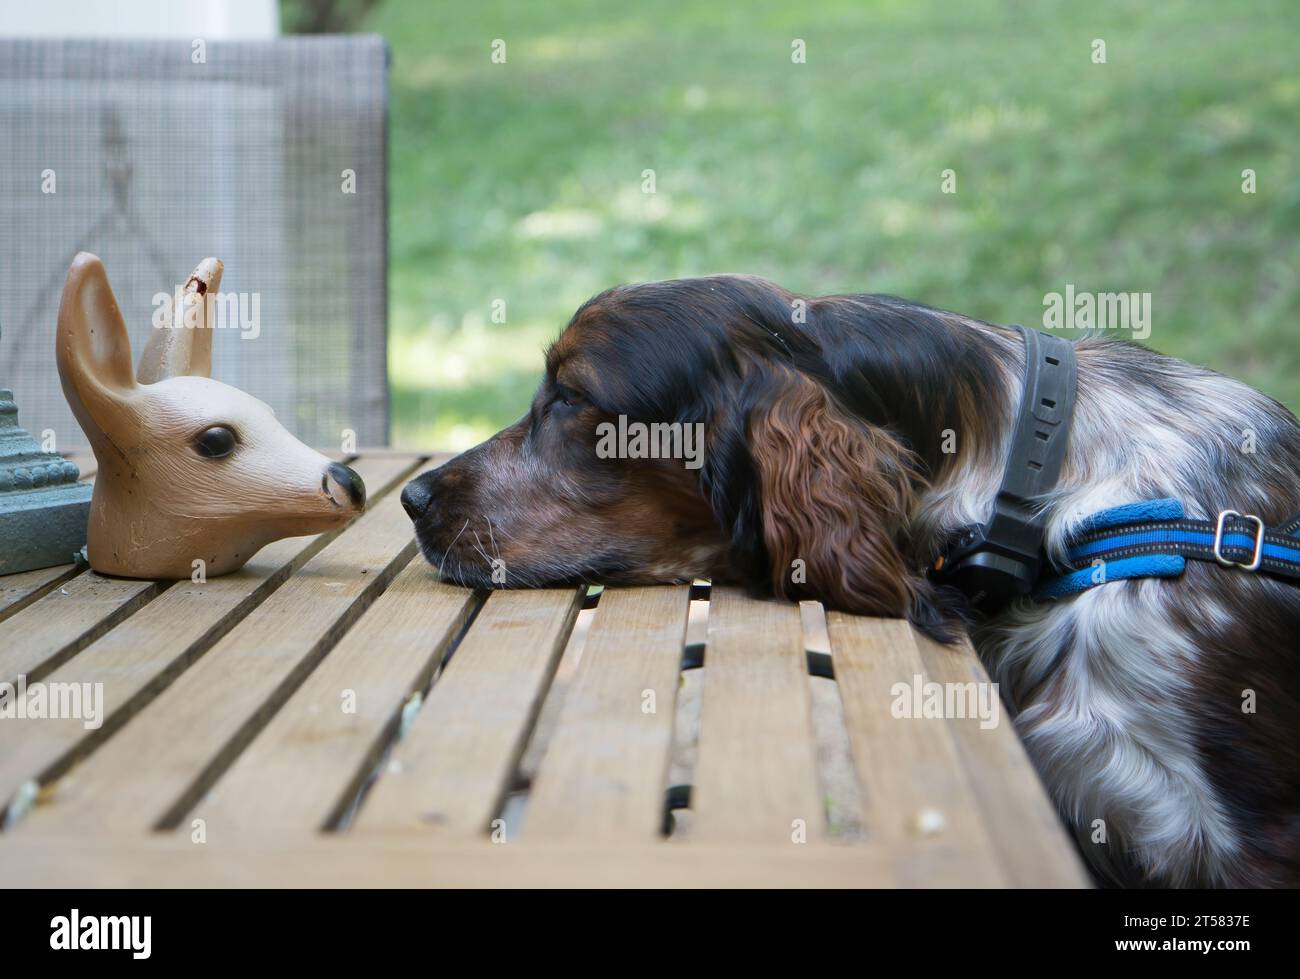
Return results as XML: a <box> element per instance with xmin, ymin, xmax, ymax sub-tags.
<box><xmin>57</xmin><ymin>253</ymin><xmax>366</xmax><ymax>578</ymax></box>
<box><xmin>402</xmin><ymin>275</ymin><xmax>962</xmax><ymax>636</ymax></box>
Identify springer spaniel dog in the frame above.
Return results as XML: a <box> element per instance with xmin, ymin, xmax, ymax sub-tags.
<box><xmin>400</xmin><ymin>275</ymin><xmax>1300</xmax><ymax>887</ymax></box>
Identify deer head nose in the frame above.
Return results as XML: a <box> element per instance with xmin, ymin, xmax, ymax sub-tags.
<box><xmin>400</xmin><ymin>474</ymin><xmax>435</xmax><ymax>521</ymax></box>
<box><xmin>325</xmin><ymin>462</ymin><xmax>366</xmax><ymax>509</ymax></box>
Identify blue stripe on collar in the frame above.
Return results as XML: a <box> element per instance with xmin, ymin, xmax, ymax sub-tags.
<box><xmin>1034</xmin><ymin>499</ymin><xmax>1300</xmax><ymax>600</ymax></box>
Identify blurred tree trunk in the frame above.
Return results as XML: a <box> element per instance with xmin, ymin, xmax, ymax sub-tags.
<box><xmin>282</xmin><ymin>0</ymin><xmax>381</xmax><ymax>33</ymax></box>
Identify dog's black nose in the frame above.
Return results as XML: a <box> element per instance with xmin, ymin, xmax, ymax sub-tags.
<box><xmin>327</xmin><ymin>462</ymin><xmax>366</xmax><ymax>508</ymax></box>
<box><xmin>401</xmin><ymin>476</ymin><xmax>433</xmax><ymax>521</ymax></box>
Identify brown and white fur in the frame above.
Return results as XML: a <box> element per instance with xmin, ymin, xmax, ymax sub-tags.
<box><xmin>918</xmin><ymin>322</ymin><xmax>1300</xmax><ymax>887</ymax></box>
<box><xmin>401</xmin><ymin>275</ymin><xmax>1300</xmax><ymax>886</ymax></box>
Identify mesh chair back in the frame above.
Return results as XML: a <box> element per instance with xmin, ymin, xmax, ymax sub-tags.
<box><xmin>0</xmin><ymin>36</ymin><xmax>389</xmax><ymax>450</ymax></box>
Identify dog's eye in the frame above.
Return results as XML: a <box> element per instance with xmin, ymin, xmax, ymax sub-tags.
<box><xmin>557</xmin><ymin>388</ymin><xmax>586</xmax><ymax>409</ymax></box>
<box><xmin>194</xmin><ymin>425</ymin><xmax>238</xmax><ymax>459</ymax></box>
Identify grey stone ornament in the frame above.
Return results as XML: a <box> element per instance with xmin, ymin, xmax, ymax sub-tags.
<box><xmin>0</xmin><ymin>383</ymin><xmax>92</xmax><ymax>575</ymax></box>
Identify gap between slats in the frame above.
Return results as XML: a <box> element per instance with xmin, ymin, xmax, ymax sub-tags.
<box><xmin>0</xmin><ymin>575</ymin><xmax>170</xmax><ymax>687</ymax></box>
<box><xmin>521</xmin><ymin>585</ymin><xmax>691</xmax><ymax>841</ymax></box>
<box><xmin>345</xmin><ymin>586</ymin><xmax>585</xmax><ymax>836</ymax></box>
<box><xmin>687</xmin><ymin>586</ymin><xmax>823</xmax><ymax>843</ymax></box>
<box><xmin>662</xmin><ymin>589</ymin><xmax>865</xmax><ymax>844</ymax></box>
<box><xmin>190</xmin><ymin>563</ymin><xmax>491</xmax><ymax>836</ymax></box>
<box><xmin>500</xmin><ymin>584</ymin><xmax>867</xmax><ymax>847</ymax></box>
<box><xmin>0</xmin><ymin>453</ymin><xmax>423</xmax><ymax>831</ymax></box>
<box><xmin>0</xmin><ymin>452</ymin><xmax>361</xmax><ymax>685</ymax></box>
<box><xmin>0</xmin><ymin>562</ymin><xmax>88</xmax><ymax>626</ymax></box>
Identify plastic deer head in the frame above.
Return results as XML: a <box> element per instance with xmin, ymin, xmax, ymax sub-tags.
<box><xmin>56</xmin><ymin>252</ymin><xmax>366</xmax><ymax>579</ymax></box>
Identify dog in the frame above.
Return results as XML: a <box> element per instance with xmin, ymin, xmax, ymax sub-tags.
<box><xmin>401</xmin><ymin>274</ymin><xmax>1300</xmax><ymax>887</ymax></box>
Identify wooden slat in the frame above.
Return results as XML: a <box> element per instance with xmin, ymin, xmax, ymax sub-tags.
<box><xmin>690</xmin><ymin>588</ymin><xmax>823</xmax><ymax>842</ymax></box>
<box><xmin>354</xmin><ymin>587</ymin><xmax>583</xmax><ymax>836</ymax></box>
<box><xmin>195</xmin><ymin>566</ymin><xmax>482</xmax><ymax>834</ymax></box>
<box><xmin>0</xmin><ymin>835</ymin><xmax>1002</xmax><ymax>888</ymax></box>
<box><xmin>0</xmin><ymin>572</ymin><xmax>163</xmax><ymax>685</ymax></box>
<box><xmin>0</xmin><ymin>562</ymin><xmax>83</xmax><ymax>624</ymax></box>
<box><xmin>14</xmin><ymin>458</ymin><xmax>432</xmax><ymax>835</ymax></box>
<box><xmin>0</xmin><ymin>453</ymin><xmax>393</xmax><ymax>629</ymax></box>
<box><xmin>0</xmin><ymin>450</ymin><xmax>378</xmax><ymax>680</ymax></box>
<box><xmin>913</xmin><ymin>633</ymin><xmax>1089</xmax><ymax>887</ymax></box>
<box><xmin>524</xmin><ymin>586</ymin><xmax>689</xmax><ymax>840</ymax></box>
<box><xmin>826</xmin><ymin>615</ymin><xmax>1006</xmax><ymax>885</ymax></box>
<box><xmin>0</xmin><ymin>455</ymin><xmax>421</xmax><ymax>819</ymax></box>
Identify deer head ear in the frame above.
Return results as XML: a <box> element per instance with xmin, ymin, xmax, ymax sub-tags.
<box><xmin>137</xmin><ymin>257</ymin><xmax>221</xmax><ymax>383</ymax></box>
<box><xmin>745</xmin><ymin>367</ymin><xmax>957</xmax><ymax>640</ymax></box>
<box><xmin>56</xmin><ymin>252</ymin><xmax>139</xmax><ymax>443</ymax></box>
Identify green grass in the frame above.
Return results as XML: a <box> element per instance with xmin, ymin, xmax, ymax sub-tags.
<box><xmin>363</xmin><ymin>0</ymin><xmax>1300</xmax><ymax>449</ymax></box>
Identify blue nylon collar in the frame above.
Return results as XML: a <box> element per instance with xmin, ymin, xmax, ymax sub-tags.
<box><xmin>1035</xmin><ymin>497</ymin><xmax>1300</xmax><ymax>599</ymax></box>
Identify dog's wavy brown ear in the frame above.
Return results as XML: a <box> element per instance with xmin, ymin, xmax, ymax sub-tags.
<box><xmin>748</xmin><ymin>368</ymin><xmax>954</xmax><ymax>639</ymax></box>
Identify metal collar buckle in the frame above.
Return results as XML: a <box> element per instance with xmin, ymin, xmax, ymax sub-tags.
<box><xmin>1213</xmin><ymin>509</ymin><xmax>1265</xmax><ymax>571</ymax></box>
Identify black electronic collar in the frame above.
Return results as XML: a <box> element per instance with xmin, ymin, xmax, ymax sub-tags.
<box><xmin>930</xmin><ymin>325</ymin><xmax>1078</xmax><ymax>613</ymax></box>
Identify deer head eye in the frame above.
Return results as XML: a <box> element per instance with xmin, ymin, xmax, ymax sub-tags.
<box><xmin>194</xmin><ymin>425</ymin><xmax>238</xmax><ymax>459</ymax></box>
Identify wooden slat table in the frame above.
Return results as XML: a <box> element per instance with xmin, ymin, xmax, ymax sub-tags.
<box><xmin>0</xmin><ymin>451</ymin><xmax>1088</xmax><ymax>887</ymax></box>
